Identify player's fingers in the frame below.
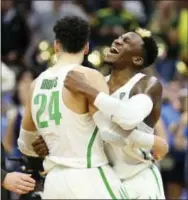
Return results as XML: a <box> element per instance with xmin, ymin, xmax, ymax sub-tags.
<box><xmin>32</xmin><ymin>136</ymin><xmax>44</xmax><ymax>146</ymax></box>
<box><xmin>66</xmin><ymin>72</ymin><xmax>73</xmax><ymax>80</ymax></box>
<box><xmin>67</xmin><ymin>71</ymin><xmax>81</xmax><ymax>80</ymax></box>
<box><xmin>71</xmin><ymin>70</ymin><xmax>82</xmax><ymax>75</ymax></box>
<box><xmin>64</xmin><ymin>78</ymin><xmax>69</xmax><ymax>85</ymax></box>
<box><xmin>32</xmin><ymin>138</ymin><xmax>42</xmax><ymax>147</ymax></box>
<box><xmin>65</xmin><ymin>74</ymin><xmax>73</xmax><ymax>82</ymax></box>
<box><xmin>20</xmin><ymin>174</ymin><xmax>36</xmax><ymax>184</ymax></box>
<box><xmin>39</xmin><ymin>148</ymin><xmax>49</xmax><ymax>154</ymax></box>
<box><xmin>40</xmin><ymin>146</ymin><xmax>49</xmax><ymax>151</ymax></box>
<box><xmin>34</xmin><ymin>146</ymin><xmax>48</xmax><ymax>155</ymax></box>
<box><xmin>19</xmin><ymin>179</ymin><xmax>35</xmax><ymax>188</ymax></box>
<box><xmin>64</xmin><ymin>82</ymin><xmax>71</xmax><ymax>90</ymax></box>
<box><xmin>17</xmin><ymin>184</ymin><xmax>34</xmax><ymax>193</ymax></box>
<box><xmin>33</xmin><ymin>143</ymin><xmax>47</xmax><ymax>151</ymax></box>
<box><xmin>15</xmin><ymin>188</ymin><xmax>27</xmax><ymax>194</ymax></box>
<box><xmin>37</xmin><ymin>148</ymin><xmax>49</xmax><ymax>156</ymax></box>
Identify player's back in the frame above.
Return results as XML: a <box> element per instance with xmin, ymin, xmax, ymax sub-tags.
<box><xmin>31</xmin><ymin>63</ymin><xmax>108</xmax><ymax>171</ymax></box>
<box><xmin>31</xmin><ymin>63</ymin><xmax>125</xmax><ymax>199</ymax></box>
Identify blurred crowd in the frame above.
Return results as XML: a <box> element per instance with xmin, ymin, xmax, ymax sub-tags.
<box><xmin>1</xmin><ymin>0</ymin><xmax>188</xmax><ymax>199</ymax></box>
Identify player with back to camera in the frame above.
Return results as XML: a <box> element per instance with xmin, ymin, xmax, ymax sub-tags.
<box><xmin>17</xmin><ymin>16</ymin><xmax>130</xmax><ymax>199</ymax></box>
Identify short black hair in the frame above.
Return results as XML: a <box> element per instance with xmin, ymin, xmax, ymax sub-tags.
<box><xmin>53</xmin><ymin>16</ymin><xmax>90</xmax><ymax>53</ymax></box>
<box><xmin>141</xmin><ymin>36</ymin><xmax>158</xmax><ymax>68</ymax></box>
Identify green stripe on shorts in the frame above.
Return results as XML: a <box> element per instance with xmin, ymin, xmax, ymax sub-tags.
<box><xmin>119</xmin><ymin>186</ymin><xmax>129</xmax><ymax>199</ymax></box>
<box><xmin>98</xmin><ymin>167</ymin><xmax>117</xmax><ymax>200</ymax></box>
<box><xmin>150</xmin><ymin>165</ymin><xmax>161</xmax><ymax>195</ymax></box>
<box><xmin>87</xmin><ymin>126</ymin><xmax>98</xmax><ymax>168</ymax></box>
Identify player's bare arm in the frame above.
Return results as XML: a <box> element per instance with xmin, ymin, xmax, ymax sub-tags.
<box><xmin>64</xmin><ymin>72</ymin><xmax>168</xmax><ymax>160</ymax></box>
<box><xmin>65</xmin><ymin>70</ymin><xmax>153</xmax><ymax>130</ymax></box>
<box><xmin>64</xmin><ymin>66</ymin><xmax>109</xmax><ymax>115</ymax></box>
<box><xmin>17</xmin><ymin>80</ymin><xmax>40</xmax><ymax>157</ymax></box>
<box><xmin>130</xmin><ymin>76</ymin><xmax>169</xmax><ymax>160</ymax></box>
<box><xmin>22</xmin><ymin>80</ymin><xmax>37</xmax><ymax>131</ymax></box>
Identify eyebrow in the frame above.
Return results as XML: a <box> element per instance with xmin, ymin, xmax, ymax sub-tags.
<box><xmin>121</xmin><ymin>35</ymin><xmax>131</xmax><ymax>43</ymax></box>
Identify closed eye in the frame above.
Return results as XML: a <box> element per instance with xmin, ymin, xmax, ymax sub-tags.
<box><xmin>123</xmin><ymin>38</ymin><xmax>129</xmax><ymax>43</ymax></box>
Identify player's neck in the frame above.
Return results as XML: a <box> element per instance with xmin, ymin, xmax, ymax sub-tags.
<box><xmin>56</xmin><ymin>52</ymin><xmax>84</xmax><ymax>66</ymax></box>
<box><xmin>108</xmin><ymin>67</ymin><xmax>138</xmax><ymax>92</ymax></box>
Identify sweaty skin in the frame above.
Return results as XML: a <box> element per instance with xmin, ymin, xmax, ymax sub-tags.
<box><xmin>64</xmin><ymin>31</ymin><xmax>168</xmax><ymax>160</ymax></box>
<box><xmin>32</xmin><ymin>31</ymin><xmax>168</xmax><ymax>160</ymax></box>
<box><xmin>64</xmin><ymin>70</ymin><xmax>168</xmax><ymax>160</ymax></box>
<box><xmin>33</xmin><ymin>74</ymin><xmax>166</xmax><ymax>159</ymax></box>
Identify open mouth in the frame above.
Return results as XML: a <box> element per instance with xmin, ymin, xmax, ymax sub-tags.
<box><xmin>110</xmin><ymin>47</ymin><xmax>119</xmax><ymax>54</ymax></box>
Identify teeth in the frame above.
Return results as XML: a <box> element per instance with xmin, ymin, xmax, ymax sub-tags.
<box><xmin>112</xmin><ymin>47</ymin><xmax>119</xmax><ymax>53</ymax></box>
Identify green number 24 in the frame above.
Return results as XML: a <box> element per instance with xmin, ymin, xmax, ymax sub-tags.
<box><xmin>34</xmin><ymin>91</ymin><xmax>62</xmax><ymax>128</ymax></box>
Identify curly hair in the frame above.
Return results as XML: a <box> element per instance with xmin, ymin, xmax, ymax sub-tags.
<box><xmin>133</xmin><ymin>28</ymin><xmax>158</xmax><ymax>68</ymax></box>
<box><xmin>142</xmin><ymin>36</ymin><xmax>158</xmax><ymax>67</ymax></box>
<box><xmin>53</xmin><ymin>16</ymin><xmax>90</xmax><ymax>53</ymax></box>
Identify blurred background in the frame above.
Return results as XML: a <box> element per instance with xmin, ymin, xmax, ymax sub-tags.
<box><xmin>1</xmin><ymin>0</ymin><xmax>188</xmax><ymax>199</ymax></box>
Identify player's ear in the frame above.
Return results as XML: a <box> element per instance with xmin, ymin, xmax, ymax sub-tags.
<box><xmin>54</xmin><ymin>40</ymin><xmax>60</xmax><ymax>53</ymax></box>
<box><xmin>84</xmin><ymin>42</ymin><xmax>89</xmax><ymax>55</ymax></box>
<box><xmin>132</xmin><ymin>56</ymin><xmax>144</xmax><ymax>66</ymax></box>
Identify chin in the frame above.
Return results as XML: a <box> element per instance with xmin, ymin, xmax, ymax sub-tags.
<box><xmin>103</xmin><ymin>58</ymin><xmax>114</xmax><ymax>65</ymax></box>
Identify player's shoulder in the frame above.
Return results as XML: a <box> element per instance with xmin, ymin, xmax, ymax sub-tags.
<box><xmin>73</xmin><ymin>65</ymin><xmax>99</xmax><ymax>73</ymax></box>
<box><xmin>73</xmin><ymin>65</ymin><xmax>109</xmax><ymax>93</ymax></box>
<box><xmin>141</xmin><ymin>75</ymin><xmax>163</xmax><ymax>99</ymax></box>
<box><xmin>139</xmin><ymin>74</ymin><xmax>162</xmax><ymax>90</ymax></box>
<box><xmin>145</xmin><ymin>75</ymin><xmax>162</xmax><ymax>92</ymax></box>
<box><xmin>73</xmin><ymin>65</ymin><xmax>105</xmax><ymax>79</ymax></box>
<box><xmin>131</xmin><ymin>74</ymin><xmax>162</xmax><ymax>97</ymax></box>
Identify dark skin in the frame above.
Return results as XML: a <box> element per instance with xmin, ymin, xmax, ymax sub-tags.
<box><xmin>64</xmin><ymin>32</ymin><xmax>162</xmax><ymax>128</ymax></box>
<box><xmin>32</xmin><ymin>136</ymin><xmax>49</xmax><ymax>157</ymax></box>
<box><xmin>63</xmin><ymin>32</ymin><xmax>167</xmax><ymax>160</ymax></box>
<box><xmin>32</xmin><ymin>32</ymin><xmax>163</xmax><ymax>157</ymax></box>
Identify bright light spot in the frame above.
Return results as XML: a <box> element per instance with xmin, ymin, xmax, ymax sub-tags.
<box><xmin>40</xmin><ymin>51</ymin><xmax>50</xmax><ymax>61</ymax></box>
<box><xmin>158</xmin><ymin>43</ymin><xmax>165</xmax><ymax>57</ymax></box>
<box><xmin>88</xmin><ymin>51</ymin><xmax>101</xmax><ymax>66</ymax></box>
<box><xmin>39</xmin><ymin>41</ymin><xmax>49</xmax><ymax>51</ymax></box>
<box><xmin>93</xmin><ymin>50</ymin><xmax>100</xmax><ymax>56</ymax></box>
<box><xmin>176</xmin><ymin>61</ymin><xmax>187</xmax><ymax>74</ymax></box>
<box><xmin>51</xmin><ymin>54</ymin><xmax>57</xmax><ymax>64</ymax></box>
<box><xmin>102</xmin><ymin>47</ymin><xmax>110</xmax><ymax>56</ymax></box>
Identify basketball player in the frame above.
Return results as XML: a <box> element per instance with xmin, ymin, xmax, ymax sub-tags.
<box><xmin>63</xmin><ymin>28</ymin><xmax>168</xmax><ymax>199</ymax></box>
<box><xmin>17</xmin><ymin>16</ymin><xmax>125</xmax><ymax>199</ymax></box>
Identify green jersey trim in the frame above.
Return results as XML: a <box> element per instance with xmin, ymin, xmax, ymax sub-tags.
<box><xmin>87</xmin><ymin>126</ymin><xmax>98</xmax><ymax>168</ymax></box>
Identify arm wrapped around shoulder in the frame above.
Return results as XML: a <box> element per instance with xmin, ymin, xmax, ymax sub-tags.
<box><xmin>94</xmin><ymin>92</ymin><xmax>153</xmax><ymax>130</ymax></box>
<box><xmin>17</xmin><ymin>128</ymin><xmax>39</xmax><ymax>157</ymax></box>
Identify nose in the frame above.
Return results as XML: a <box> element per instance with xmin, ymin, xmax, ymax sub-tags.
<box><xmin>114</xmin><ymin>38</ymin><xmax>123</xmax><ymax>46</ymax></box>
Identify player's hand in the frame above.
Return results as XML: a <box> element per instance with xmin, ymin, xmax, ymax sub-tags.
<box><xmin>152</xmin><ymin>151</ymin><xmax>166</xmax><ymax>161</ymax></box>
<box><xmin>152</xmin><ymin>137</ymin><xmax>169</xmax><ymax>161</ymax></box>
<box><xmin>32</xmin><ymin>136</ymin><xmax>49</xmax><ymax>157</ymax></box>
<box><xmin>64</xmin><ymin>70</ymin><xmax>90</xmax><ymax>94</ymax></box>
<box><xmin>2</xmin><ymin>172</ymin><xmax>35</xmax><ymax>194</ymax></box>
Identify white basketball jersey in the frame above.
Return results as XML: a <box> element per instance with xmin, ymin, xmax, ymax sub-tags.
<box><xmin>105</xmin><ymin>73</ymin><xmax>154</xmax><ymax>179</ymax></box>
<box><xmin>31</xmin><ymin>64</ymin><xmax>108</xmax><ymax>171</ymax></box>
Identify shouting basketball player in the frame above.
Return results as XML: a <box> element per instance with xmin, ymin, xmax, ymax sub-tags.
<box><xmin>64</xmin><ymin>28</ymin><xmax>168</xmax><ymax>199</ymax></box>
